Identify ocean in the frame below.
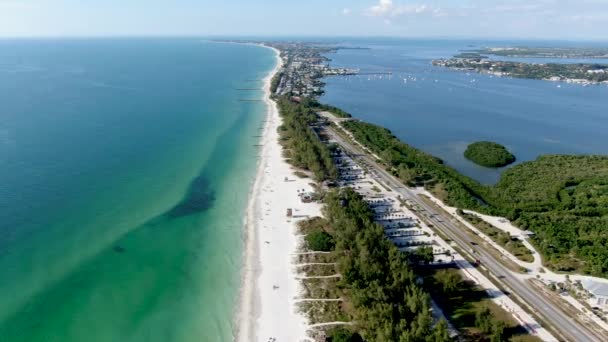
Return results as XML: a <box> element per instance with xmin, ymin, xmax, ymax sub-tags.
<box><xmin>319</xmin><ymin>39</ymin><xmax>608</xmax><ymax>184</ymax></box>
<box><xmin>0</xmin><ymin>39</ymin><xmax>275</xmax><ymax>341</ymax></box>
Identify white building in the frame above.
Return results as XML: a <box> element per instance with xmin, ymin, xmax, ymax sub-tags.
<box><xmin>582</xmin><ymin>279</ymin><xmax>608</xmax><ymax>310</ymax></box>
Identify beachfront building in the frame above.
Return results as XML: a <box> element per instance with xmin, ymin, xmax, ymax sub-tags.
<box><xmin>582</xmin><ymin>279</ymin><xmax>608</xmax><ymax>310</ymax></box>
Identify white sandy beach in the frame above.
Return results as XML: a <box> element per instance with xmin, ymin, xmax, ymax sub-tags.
<box><xmin>236</xmin><ymin>46</ymin><xmax>320</xmax><ymax>342</ymax></box>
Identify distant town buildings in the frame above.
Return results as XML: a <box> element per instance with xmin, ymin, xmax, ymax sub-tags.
<box><xmin>265</xmin><ymin>42</ymin><xmax>358</xmax><ymax>97</ymax></box>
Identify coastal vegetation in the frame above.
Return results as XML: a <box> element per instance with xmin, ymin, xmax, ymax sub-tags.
<box><xmin>307</xmin><ymin>99</ymin><xmax>352</xmax><ymax>118</ymax></box>
<box><xmin>326</xmin><ymin>328</ymin><xmax>363</xmax><ymax>342</ymax></box>
<box><xmin>305</xmin><ymin>230</ymin><xmax>335</xmax><ymax>251</ymax></box>
<box><xmin>421</xmin><ymin>268</ymin><xmax>540</xmax><ymax>342</ymax></box>
<box><xmin>270</xmin><ymin>70</ymin><xmax>283</xmax><ymax>94</ymax></box>
<box><xmin>341</xmin><ymin>120</ymin><xmax>489</xmax><ymax>209</ymax></box>
<box><xmin>340</xmin><ymin>120</ymin><xmax>608</xmax><ymax>277</ymax></box>
<box><xmin>296</xmin><ymin>189</ymin><xmax>536</xmax><ymax>341</ymax></box>
<box><xmin>276</xmin><ymin>96</ymin><xmax>338</xmax><ymax>181</ymax></box>
<box><xmin>297</xmin><ymin>189</ymin><xmax>452</xmax><ymax>341</ymax></box>
<box><xmin>493</xmin><ymin>156</ymin><xmax>608</xmax><ymax>274</ymax></box>
<box><xmin>464</xmin><ymin>141</ymin><xmax>516</xmax><ymax>168</ymax></box>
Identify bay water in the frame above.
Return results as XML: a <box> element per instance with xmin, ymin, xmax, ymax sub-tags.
<box><xmin>320</xmin><ymin>39</ymin><xmax>608</xmax><ymax>184</ymax></box>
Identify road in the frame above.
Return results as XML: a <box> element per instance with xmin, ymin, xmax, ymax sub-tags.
<box><xmin>323</xmin><ymin>122</ymin><xmax>602</xmax><ymax>342</ymax></box>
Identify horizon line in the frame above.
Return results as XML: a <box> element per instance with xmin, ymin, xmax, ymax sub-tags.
<box><xmin>0</xmin><ymin>34</ymin><xmax>607</xmax><ymax>43</ymax></box>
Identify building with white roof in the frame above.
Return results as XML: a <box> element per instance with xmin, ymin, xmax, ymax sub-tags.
<box><xmin>582</xmin><ymin>279</ymin><xmax>608</xmax><ymax>310</ymax></box>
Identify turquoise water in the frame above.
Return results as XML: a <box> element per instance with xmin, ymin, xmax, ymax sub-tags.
<box><xmin>320</xmin><ymin>39</ymin><xmax>608</xmax><ymax>184</ymax></box>
<box><xmin>0</xmin><ymin>39</ymin><xmax>275</xmax><ymax>341</ymax></box>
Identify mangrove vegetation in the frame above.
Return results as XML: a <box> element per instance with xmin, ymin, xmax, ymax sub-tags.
<box><xmin>340</xmin><ymin>119</ymin><xmax>608</xmax><ymax>277</ymax></box>
<box><xmin>464</xmin><ymin>141</ymin><xmax>516</xmax><ymax>168</ymax></box>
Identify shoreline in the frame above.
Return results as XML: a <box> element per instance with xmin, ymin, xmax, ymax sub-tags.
<box><xmin>235</xmin><ymin>44</ymin><xmax>281</xmax><ymax>342</ymax></box>
<box><xmin>236</xmin><ymin>44</ymin><xmax>317</xmax><ymax>342</ymax></box>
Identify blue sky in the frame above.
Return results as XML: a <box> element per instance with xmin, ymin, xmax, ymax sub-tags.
<box><xmin>1</xmin><ymin>0</ymin><xmax>607</xmax><ymax>39</ymax></box>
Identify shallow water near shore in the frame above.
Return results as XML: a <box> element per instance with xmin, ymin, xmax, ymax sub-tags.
<box><xmin>320</xmin><ymin>39</ymin><xmax>608</xmax><ymax>184</ymax></box>
<box><xmin>0</xmin><ymin>39</ymin><xmax>275</xmax><ymax>341</ymax></box>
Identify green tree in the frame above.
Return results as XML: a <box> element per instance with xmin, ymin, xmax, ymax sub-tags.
<box><xmin>305</xmin><ymin>230</ymin><xmax>334</xmax><ymax>251</ymax></box>
<box><xmin>475</xmin><ymin>306</ymin><xmax>493</xmax><ymax>334</ymax></box>
<box><xmin>414</xmin><ymin>246</ymin><xmax>435</xmax><ymax>265</ymax></box>
<box><xmin>322</xmin><ymin>189</ymin><xmax>449</xmax><ymax>341</ymax></box>
<box><xmin>435</xmin><ymin>269</ymin><xmax>461</xmax><ymax>294</ymax></box>
<box><xmin>429</xmin><ymin>319</ymin><xmax>452</xmax><ymax>342</ymax></box>
<box><xmin>490</xmin><ymin>320</ymin><xmax>506</xmax><ymax>342</ymax></box>
<box><xmin>328</xmin><ymin>328</ymin><xmax>363</xmax><ymax>342</ymax></box>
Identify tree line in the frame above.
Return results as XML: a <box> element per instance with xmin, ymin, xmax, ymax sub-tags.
<box><xmin>341</xmin><ymin>120</ymin><xmax>608</xmax><ymax>277</ymax></box>
<box><xmin>276</xmin><ymin>96</ymin><xmax>338</xmax><ymax>182</ymax></box>
<box><xmin>321</xmin><ymin>188</ymin><xmax>452</xmax><ymax>342</ymax></box>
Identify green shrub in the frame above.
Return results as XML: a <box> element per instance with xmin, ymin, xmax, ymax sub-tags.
<box><xmin>327</xmin><ymin>328</ymin><xmax>363</xmax><ymax>342</ymax></box>
<box><xmin>305</xmin><ymin>230</ymin><xmax>335</xmax><ymax>251</ymax></box>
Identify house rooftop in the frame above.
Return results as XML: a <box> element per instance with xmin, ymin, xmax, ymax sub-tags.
<box><xmin>583</xmin><ymin>279</ymin><xmax>608</xmax><ymax>297</ymax></box>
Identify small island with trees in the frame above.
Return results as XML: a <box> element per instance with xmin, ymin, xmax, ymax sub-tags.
<box><xmin>464</xmin><ymin>141</ymin><xmax>516</xmax><ymax>168</ymax></box>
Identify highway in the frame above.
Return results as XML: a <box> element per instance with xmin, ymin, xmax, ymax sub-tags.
<box><xmin>323</xmin><ymin>122</ymin><xmax>602</xmax><ymax>342</ymax></box>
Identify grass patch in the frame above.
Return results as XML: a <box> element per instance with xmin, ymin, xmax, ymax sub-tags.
<box><xmin>297</xmin><ymin>301</ymin><xmax>352</xmax><ymax>324</ymax></box>
<box><xmin>459</xmin><ymin>211</ymin><xmax>534</xmax><ymax>263</ymax></box>
<box><xmin>300</xmin><ymin>277</ymin><xmax>342</xmax><ymax>299</ymax></box>
<box><xmin>295</xmin><ymin>253</ymin><xmax>336</xmax><ymax>264</ymax></box>
<box><xmin>297</xmin><ymin>217</ymin><xmax>332</xmax><ymax>234</ymax></box>
<box><xmin>294</xmin><ymin>170</ymin><xmax>310</xmax><ymax>178</ymax></box>
<box><xmin>297</xmin><ymin>264</ymin><xmax>338</xmax><ymax>277</ymax></box>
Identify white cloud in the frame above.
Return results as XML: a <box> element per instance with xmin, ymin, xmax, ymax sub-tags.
<box><xmin>368</xmin><ymin>0</ymin><xmax>394</xmax><ymax>16</ymax></box>
<box><xmin>342</xmin><ymin>8</ymin><xmax>352</xmax><ymax>16</ymax></box>
<box><xmin>392</xmin><ymin>4</ymin><xmax>439</xmax><ymax>16</ymax></box>
<box><xmin>367</xmin><ymin>1</ymin><xmax>444</xmax><ymax>18</ymax></box>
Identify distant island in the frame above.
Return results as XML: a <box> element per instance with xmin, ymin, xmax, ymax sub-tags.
<box><xmin>433</xmin><ymin>46</ymin><xmax>608</xmax><ymax>85</ymax></box>
<box><xmin>464</xmin><ymin>141</ymin><xmax>516</xmax><ymax>168</ymax></box>
<box><xmin>471</xmin><ymin>47</ymin><xmax>608</xmax><ymax>59</ymax></box>
<box><xmin>433</xmin><ymin>58</ymin><xmax>608</xmax><ymax>85</ymax></box>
